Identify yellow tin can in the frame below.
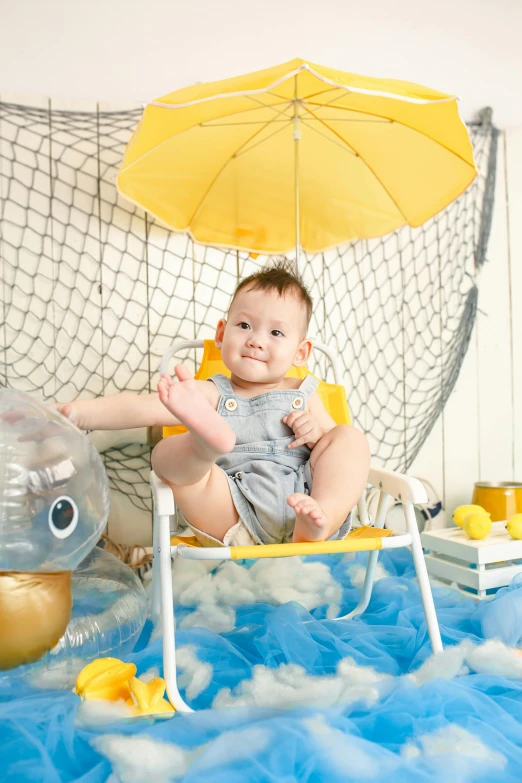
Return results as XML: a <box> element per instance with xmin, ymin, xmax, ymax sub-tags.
<box><xmin>472</xmin><ymin>482</ymin><xmax>522</xmax><ymax>522</ymax></box>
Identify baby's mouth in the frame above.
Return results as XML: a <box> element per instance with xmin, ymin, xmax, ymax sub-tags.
<box><xmin>243</xmin><ymin>355</ymin><xmax>265</xmax><ymax>363</ymax></box>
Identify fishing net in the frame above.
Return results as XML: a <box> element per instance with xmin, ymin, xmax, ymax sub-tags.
<box><xmin>0</xmin><ymin>101</ymin><xmax>497</xmax><ymax>517</ymax></box>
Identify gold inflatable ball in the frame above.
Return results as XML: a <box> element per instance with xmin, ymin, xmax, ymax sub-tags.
<box><xmin>0</xmin><ymin>571</ymin><xmax>72</xmax><ymax>670</ymax></box>
<box><xmin>506</xmin><ymin>514</ymin><xmax>522</xmax><ymax>540</ymax></box>
<box><xmin>453</xmin><ymin>504</ymin><xmax>490</xmax><ymax>528</ymax></box>
<box><xmin>463</xmin><ymin>513</ymin><xmax>492</xmax><ymax>540</ymax></box>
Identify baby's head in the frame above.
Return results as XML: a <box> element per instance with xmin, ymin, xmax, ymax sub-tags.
<box><xmin>215</xmin><ymin>260</ymin><xmax>313</xmax><ymax>384</ymax></box>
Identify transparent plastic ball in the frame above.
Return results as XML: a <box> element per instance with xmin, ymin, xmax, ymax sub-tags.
<box><xmin>0</xmin><ymin>389</ymin><xmax>110</xmax><ymax>572</ymax></box>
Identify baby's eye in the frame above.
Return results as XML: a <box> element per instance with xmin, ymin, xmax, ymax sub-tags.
<box><xmin>271</xmin><ymin>330</ymin><xmax>284</xmax><ymax>337</ymax></box>
<box><xmin>238</xmin><ymin>322</ymin><xmax>251</xmax><ymax>330</ymax></box>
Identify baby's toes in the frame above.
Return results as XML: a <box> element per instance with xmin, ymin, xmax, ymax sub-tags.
<box><xmin>287</xmin><ymin>492</ymin><xmax>307</xmax><ymax>509</ymax></box>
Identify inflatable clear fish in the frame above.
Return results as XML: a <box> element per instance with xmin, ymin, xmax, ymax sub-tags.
<box><xmin>0</xmin><ymin>389</ymin><xmax>147</xmax><ymax>687</ymax></box>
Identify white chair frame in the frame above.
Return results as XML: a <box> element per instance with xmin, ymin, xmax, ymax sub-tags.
<box><xmin>150</xmin><ymin>339</ymin><xmax>443</xmax><ymax>712</ymax></box>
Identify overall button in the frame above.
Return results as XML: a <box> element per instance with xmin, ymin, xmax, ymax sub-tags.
<box><xmin>292</xmin><ymin>397</ymin><xmax>303</xmax><ymax>409</ymax></box>
<box><xmin>225</xmin><ymin>398</ymin><xmax>237</xmax><ymax>411</ymax></box>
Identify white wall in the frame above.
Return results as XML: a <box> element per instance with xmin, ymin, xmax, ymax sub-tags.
<box><xmin>410</xmin><ymin>127</ymin><xmax>522</xmax><ymax>517</ymax></box>
<box><xmin>2</xmin><ymin>0</ymin><xmax>522</xmax><ymax>128</ymax></box>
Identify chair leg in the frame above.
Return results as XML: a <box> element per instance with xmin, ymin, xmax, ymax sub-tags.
<box><xmin>151</xmin><ymin>507</ymin><xmax>161</xmax><ymax>627</ymax></box>
<box><xmin>404</xmin><ymin>501</ymin><xmax>443</xmax><ymax>654</ymax></box>
<box><xmin>358</xmin><ymin>493</ymin><xmax>370</xmax><ymax>526</ymax></box>
<box><xmin>336</xmin><ymin>491</ymin><xmax>391</xmax><ymax>621</ymax></box>
<box><xmin>158</xmin><ymin>506</ymin><xmax>193</xmax><ymax>712</ymax></box>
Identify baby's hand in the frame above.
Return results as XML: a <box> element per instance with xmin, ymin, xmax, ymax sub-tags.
<box><xmin>283</xmin><ymin>410</ymin><xmax>325</xmax><ymax>449</ymax></box>
<box><xmin>53</xmin><ymin>403</ymin><xmax>84</xmax><ymax>429</ymax></box>
<box><xmin>1</xmin><ymin>402</ymin><xmax>83</xmax><ymax>442</ymax></box>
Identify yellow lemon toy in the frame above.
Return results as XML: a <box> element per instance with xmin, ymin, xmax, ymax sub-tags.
<box><xmin>453</xmin><ymin>505</ymin><xmax>490</xmax><ymax>528</ymax></box>
<box><xmin>507</xmin><ymin>514</ymin><xmax>522</xmax><ymax>540</ymax></box>
<box><xmin>463</xmin><ymin>513</ymin><xmax>492</xmax><ymax>540</ymax></box>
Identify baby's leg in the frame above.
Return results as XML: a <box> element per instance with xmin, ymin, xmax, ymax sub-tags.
<box><xmin>288</xmin><ymin>425</ymin><xmax>370</xmax><ymax>543</ymax></box>
<box><xmin>151</xmin><ymin>366</ymin><xmax>238</xmax><ymax>541</ymax></box>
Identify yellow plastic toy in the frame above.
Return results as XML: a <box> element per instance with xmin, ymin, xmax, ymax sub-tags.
<box><xmin>463</xmin><ymin>513</ymin><xmax>492</xmax><ymax>541</ymax></box>
<box><xmin>507</xmin><ymin>514</ymin><xmax>522</xmax><ymax>540</ymax></box>
<box><xmin>453</xmin><ymin>504</ymin><xmax>490</xmax><ymax>528</ymax></box>
<box><xmin>75</xmin><ymin>657</ymin><xmax>175</xmax><ymax>717</ymax></box>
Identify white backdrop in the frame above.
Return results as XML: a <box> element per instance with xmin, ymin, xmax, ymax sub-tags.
<box><xmin>411</xmin><ymin>127</ymin><xmax>522</xmax><ymax>517</ymax></box>
<box><xmin>1</xmin><ymin>0</ymin><xmax>522</xmax><ymax>127</ymax></box>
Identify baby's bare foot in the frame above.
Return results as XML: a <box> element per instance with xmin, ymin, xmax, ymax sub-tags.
<box><xmin>158</xmin><ymin>365</ymin><xmax>235</xmax><ymax>457</ymax></box>
<box><xmin>287</xmin><ymin>493</ymin><xmax>328</xmax><ymax>543</ymax></box>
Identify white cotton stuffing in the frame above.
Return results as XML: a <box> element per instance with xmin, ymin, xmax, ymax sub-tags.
<box><xmin>27</xmin><ymin>657</ymin><xmax>87</xmax><ymax>691</ymax></box>
<box><xmin>76</xmin><ymin>698</ymin><xmax>135</xmax><ymax>728</ymax></box>
<box><xmin>402</xmin><ymin>724</ymin><xmax>506</xmax><ymax>777</ymax></box>
<box><xmin>179</xmin><ymin>602</ymin><xmax>237</xmax><ymax>633</ymax></box>
<box><xmin>213</xmin><ymin>656</ymin><xmax>390</xmax><ymax>709</ymax></box>
<box><xmin>347</xmin><ymin>560</ymin><xmax>390</xmax><ymax>589</ymax></box>
<box><xmin>94</xmin><ymin>735</ymin><xmax>196</xmax><ymax>783</ymax></box>
<box><xmin>94</xmin><ymin>726</ymin><xmax>271</xmax><ymax>783</ymax></box>
<box><xmin>176</xmin><ymin>645</ymin><xmax>213</xmax><ymax>700</ymax></box>
<box><xmin>188</xmin><ymin>726</ymin><xmax>270</xmax><ymax>772</ymax></box>
<box><xmin>304</xmin><ymin>715</ymin><xmax>391</xmax><ymax>779</ymax></box>
<box><xmin>157</xmin><ymin>554</ymin><xmax>342</xmax><ymax>633</ymax></box>
<box><xmin>466</xmin><ymin>638</ymin><xmax>522</xmax><ymax>678</ymax></box>
<box><xmin>408</xmin><ymin>638</ymin><xmax>522</xmax><ymax>686</ymax></box>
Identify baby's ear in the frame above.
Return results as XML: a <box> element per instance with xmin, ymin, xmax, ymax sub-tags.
<box><xmin>215</xmin><ymin>319</ymin><xmax>226</xmax><ymax>347</ymax></box>
<box><xmin>293</xmin><ymin>338</ymin><xmax>312</xmax><ymax>366</ymax></box>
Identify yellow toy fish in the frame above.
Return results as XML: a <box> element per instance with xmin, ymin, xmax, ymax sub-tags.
<box><xmin>75</xmin><ymin>657</ymin><xmax>175</xmax><ymax>717</ymax></box>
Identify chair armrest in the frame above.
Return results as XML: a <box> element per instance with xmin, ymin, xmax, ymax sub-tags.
<box><xmin>150</xmin><ymin>471</ymin><xmax>175</xmax><ymax>516</ymax></box>
<box><xmin>368</xmin><ymin>466</ymin><xmax>428</xmax><ymax>505</ymax></box>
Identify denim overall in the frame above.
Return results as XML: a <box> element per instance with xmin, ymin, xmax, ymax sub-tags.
<box><xmin>208</xmin><ymin>374</ymin><xmax>352</xmax><ymax>544</ymax></box>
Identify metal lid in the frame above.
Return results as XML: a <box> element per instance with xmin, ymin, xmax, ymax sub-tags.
<box><xmin>474</xmin><ymin>482</ymin><xmax>522</xmax><ymax>489</ymax></box>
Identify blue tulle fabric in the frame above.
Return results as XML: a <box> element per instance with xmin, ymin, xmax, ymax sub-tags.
<box><xmin>3</xmin><ymin>549</ymin><xmax>522</xmax><ymax>782</ymax></box>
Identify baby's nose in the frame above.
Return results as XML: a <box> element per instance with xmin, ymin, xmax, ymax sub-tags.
<box><xmin>247</xmin><ymin>333</ymin><xmax>264</xmax><ymax>347</ymax></box>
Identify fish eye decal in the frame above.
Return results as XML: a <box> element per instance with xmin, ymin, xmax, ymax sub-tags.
<box><xmin>48</xmin><ymin>496</ymin><xmax>79</xmax><ymax>539</ymax></box>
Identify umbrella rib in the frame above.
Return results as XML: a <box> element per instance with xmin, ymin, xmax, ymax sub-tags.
<box><xmin>303</xmin><ymin>88</ymin><xmax>358</xmax><ymax>109</ymax></box>
<box><xmin>118</xmin><ymin>100</ymin><xmax>293</xmax><ymax>177</ymax></box>
<box><xmin>202</xmin><ymin>118</ymin><xmax>290</xmax><ymax>127</ymax></box>
<box><xmin>243</xmin><ymin>94</ymin><xmax>295</xmax><ymax>120</ymax></box>
<box><xmin>234</xmin><ymin>119</ymin><xmax>290</xmax><ymax>158</ymax></box>
<box><xmin>302</xmin><ymin>105</ymin><xmax>410</xmax><ymax>223</ymax></box>
<box><xmin>201</xmin><ymin>99</ymin><xmax>293</xmax><ymax>126</ymax></box>
<box><xmin>305</xmin><ymin>100</ymin><xmax>476</xmax><ymax>171</ymax></box>
<box><xmin>301</xmin><ymin>86</ymin><xmax>343</xmax><ymax>102</ymax></box>
<box><xmin>185</xmin><ymin>116</ymin><xmax>290</xmax><ymax>228</ymax></box>
<box><xmin>300</xmin><ymin>115</ymin><xmax>359</xmax><ymax>156</ymax></box>
<box><xmin>303</xmin><ymin>117</ymin><xmax>390</xmax><ymax>123</ymax></box>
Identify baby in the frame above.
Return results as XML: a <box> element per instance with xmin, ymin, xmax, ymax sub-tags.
<box><xmin>57</xmin><ymin>263</ymin><xmax>370</xmax><ymax>547</ymax></box>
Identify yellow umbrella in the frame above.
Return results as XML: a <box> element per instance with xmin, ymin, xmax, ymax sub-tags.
<box><xmin>117</xmin><ymin>58</ymin><xmax>477</xmax><ymax>260</ymax></box>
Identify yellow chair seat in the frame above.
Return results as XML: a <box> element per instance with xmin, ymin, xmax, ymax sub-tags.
<box><xmin>170</xmin><ymin>525</ymin><xmax>394</xmax><ymax>559</ymax></box>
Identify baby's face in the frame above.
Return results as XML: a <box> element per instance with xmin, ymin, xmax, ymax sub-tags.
<box><xmin>216</xmin><ymin>287</ymin><xmax>310</xmax><ymax>383</ymax></box>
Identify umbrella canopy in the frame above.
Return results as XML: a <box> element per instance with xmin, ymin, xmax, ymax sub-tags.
<box><xmin>116</xmin><ymin>58</ymin><xmax>477</xmax><ymax>255</ymax></box>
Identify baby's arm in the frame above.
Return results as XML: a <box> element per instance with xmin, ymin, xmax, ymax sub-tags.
<box><xmin>56</xmin><ymin>380</ymin><xmax>216</xmax><ymax>431</ymax></box>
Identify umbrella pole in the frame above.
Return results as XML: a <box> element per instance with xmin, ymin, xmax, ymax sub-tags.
<box><xmin>293</xmin><ymin>84</ymin><xmax>301</xmax><ymax>275</ymax></box>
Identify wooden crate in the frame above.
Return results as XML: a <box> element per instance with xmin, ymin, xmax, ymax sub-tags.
<box><xmin>421</xmin><ymin>522</ymin><xmax>522</xmax><ymax>599</ymax></box>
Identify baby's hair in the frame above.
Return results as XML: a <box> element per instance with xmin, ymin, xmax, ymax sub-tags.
<box><xmin>231</xmin><ymin>258</ymin><xmax>313</xmax><ymax>328</ymax></box>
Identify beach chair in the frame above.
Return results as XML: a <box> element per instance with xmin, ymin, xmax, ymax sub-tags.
<box><xmin>150</xmin><ymin>339</ymin><xmax>442</xmax><ymax>712</ymax></box>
